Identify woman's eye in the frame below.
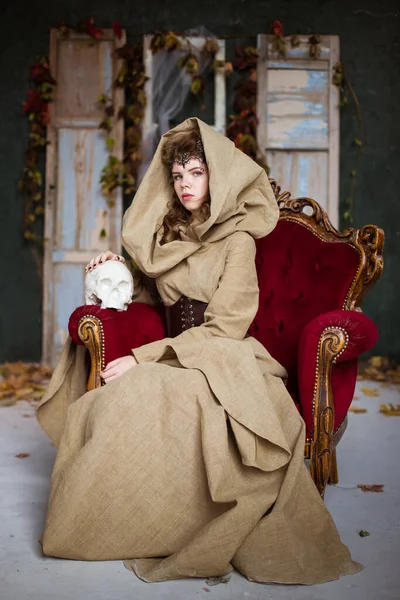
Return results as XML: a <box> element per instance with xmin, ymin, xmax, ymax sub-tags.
<box><xmin>173</xmin><ymin>175</ymin><xmax>181</xmax><ymax>181</ymax></box>
<box><xmin>193</xmin><ymin>171</ymin><xmax>203</xmax><ymax>177</ymax></box>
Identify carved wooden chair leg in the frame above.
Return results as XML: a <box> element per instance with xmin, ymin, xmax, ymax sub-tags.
<box><xmin>310</xmin><ymin>327</ymin><xmax>348</xmax><ymax>496</ymax></box>
<box><xmin>328</xmin><ymin>448</ymin><xmax>339</xmax><ymax>484</ymax></box>
<box><xmin>77</xmin><ymin>316</ymin><xmax>105</xmax><ymax>391</ymax></box>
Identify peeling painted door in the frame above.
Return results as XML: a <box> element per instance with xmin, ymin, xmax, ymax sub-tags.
<box><xmin>257</xmin><ymin>35</ymin><xmax>340</xmax><ymax>226</ymax></box>
<box><xmin>42</xmin><ymin>29</ymin><xmax>125</xmax><ymax>365</ymax></box>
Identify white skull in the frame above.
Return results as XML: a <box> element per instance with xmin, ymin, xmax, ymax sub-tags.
<box><xmin>85</xmin><ymin>261</ymin><xmax>134</xmax><ymax>311</ymax></box>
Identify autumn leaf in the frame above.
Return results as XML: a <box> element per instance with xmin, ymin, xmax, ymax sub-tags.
<box><xmin>190</xmin><ymin>76</ymin><xmax>204</xmax><ymax>95</ymax></box>
<box><xmin>360</xmin><ymin>387</ymin><xmax>380</xmax><ymax>397</ymax></box>
<box><xmin>290</xmin><ymin>34</ymin><xmax>300</xmax><ymax>47</ymax></box>
<box><xmin>14</xmin><ymin>387</ymin><xmax>34</xmax><ymax>398</ymax></box>
<box><xmin>271</xmin><ymin>20</ymin><xmax>284</xmax><ymax>36</ymax></box>
<box><xmin>15</xmin><ymin>453</ymin><xmax>30</xmax><ymax>459</ymax></box>
<box><xmin>224</xmin><ymin>61</ymin><xmax>234</xmax><ymax>75</ymax></box>
<box><xmin>359</xmin><ymin>530</ymin><xmax>370</xmax><ymax>537</ymax></box>
<box><xmin>359</xmin><ymin>356</ymin><xmax>400</xmax><ymax>384</ymax></box>
<box><xmin>202</xmin><ymin>39</ymin><xmax>220</xmax><ymax>54</ymax></box>
<box><xmin>357</xmin><ymin>485</ymin><xmax>384</xmax><ymax>492</ymax></box>
<box><xmin>370</xmin><ymin>356</ymin><xmax>389</xmax><ymax>369</ymax></box>
<box><xmin>205</xmin><ymin>576</ymin><xmax>231</xmax><ymax>586</ymax></box>
<box><xmin>112</xmin><ymin>21</ymin><xmax>123</xmax><ymax>40</ymax></box>
<box><xmin>0</xmin><ymin>362</ymin><xmax>52</xmax><ymax>407</ymax></box>
<box><xmin>0</xmin><ymin>398</ymin><xmax>17</xmax><ymax>407</ymax></box>
<box><xmin>380</xmin><ymin>404</ymin><xmax>400</xmax><ymax>416</ymax></box>
<box><xmin>348</xmin><ymin>405</ymin><xmax>367</xmax><ymax>413</ymax></box>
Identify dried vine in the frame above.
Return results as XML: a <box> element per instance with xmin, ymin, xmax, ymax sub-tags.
<box><xmin>149</xmin><ymin>31</ymin><xmax>232</xmax><ymax>109</ymax></box>
<box><xmin>270</xmin><ymin>20</ymin><xmax>321</xmax><ymax>59</ymax></box>
<box><xmin>227</xmin><ymin>45</ymin><xmax>269</xmax><ymax>174</ymax></box>
<box><xmin>18</xmin><ymin>57</ymin><xmax>56</xmax><ymax>243</ymax></box>
<box><xmin>98</xmin><ymin>42</ymin><xmax>146</xmax><ymax>204</ymax></box>
<box><xmin>333</xmin><ymin>61</ymin><xmax>364</xmax><ymax>224</ymax></box>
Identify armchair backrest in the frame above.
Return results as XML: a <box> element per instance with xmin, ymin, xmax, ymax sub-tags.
<box><xmin>249</xmin><ymin>183</ymin><xmax>384</xmax><ymax>398</ymax></box>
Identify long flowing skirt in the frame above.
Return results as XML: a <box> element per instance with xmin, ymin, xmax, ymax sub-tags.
<box><xmin>37</xmin><ymin>337</ymin><xmax>361</xmax><ymax>584</ymax></box>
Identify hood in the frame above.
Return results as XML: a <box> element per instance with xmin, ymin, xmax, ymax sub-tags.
<box><xmin>121</xmin><ymin>118</ymin><xmax>278</xmax><ymax>277</ymax></box>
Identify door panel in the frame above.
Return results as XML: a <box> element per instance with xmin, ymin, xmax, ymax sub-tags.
<box><xmin>43</xmin><ymin>29</ymin><xmax>125</xmax><ymax>365</ymax></box>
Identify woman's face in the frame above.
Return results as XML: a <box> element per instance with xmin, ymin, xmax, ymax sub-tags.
<box><xmin>171</xmin><ymin>158</ymin><xmax>209</xmax><ymax>216</ymax></box>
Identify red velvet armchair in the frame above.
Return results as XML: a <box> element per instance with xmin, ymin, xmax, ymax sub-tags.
<box><xmin>69</xmin><ymin>182</ymin><xmax>384</xmax><ymax>496</ymax></box>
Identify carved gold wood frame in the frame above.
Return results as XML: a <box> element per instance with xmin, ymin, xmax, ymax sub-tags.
<box><xmin>269</xmin><ymin>179</ymin><xmax>384</xmax><ymax>495</ymax></box>
<box><xmin>77</xmin><ymin>316</ymin><xmax>105</xmax><ymax>391</ymax></box>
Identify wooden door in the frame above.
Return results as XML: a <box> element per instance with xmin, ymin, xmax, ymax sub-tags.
<box><xmin>42</xmin><ymin>29</ymin><xmax>125</xmax><ymax>365</ymax></box>
<box><xmin>257</xmin><ymin>35</ymin><xmax>340</xmax><ymax>226</ymax></box>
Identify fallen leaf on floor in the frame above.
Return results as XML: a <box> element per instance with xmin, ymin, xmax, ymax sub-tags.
<box><xmin>23</xmin><ymin>413</ymin><xmax>32</xmax><ymax>418</ymax></box>
<box><xmin>202</xmin><ymin>588</ymin><xmax>210</xmax><ymax>593</ymax></box>
<box><xmin>14</xmin><ymin>387</ymin><xmax>35</xmax><ymax>398</ymax></box>
<box><xmin>15</xmin><ymin>453</ymin><xmax>30</xmax><ymax>459</ymax></box>
<box><xmin>205</xmin><ymin>576</ymin><xmax>231</xmax><ymax>586</ymax></box>
<box><xmin>0</xmin><ymin>398</ymin><xmax>17</xmax><ymax>407</ymax></box>
<box><xmin>348</xmin><ymin>405</ymin><xmax>367</xmax><ymax>413</ymax></box>
<box><xmin>0</xmin><ymin>362</ymin><xmax>51</xmax><ymax>406</ymax></box>
<box><xmin>357</xmin><ymin>484</ymin><xmax>384</xmax><ymax>492</ymax></box>
<box><xmin>360</xmin><ymin>387</ymin><xmax>380</xmax><ymax>397</ymax></box>
<box><xmin>352</xmin><ymin>396</ymin><xmax>359</xmax><ymax>400</ymax></box>
<box><xmin>358</xmin><ymin>356</ymin><xmax>400</xmax><ymax>384</ymax></box>
<box><xmin>359</xmin><ymin>530</ymin><xmax>370</xmax><ymax>537</ymax></box>
<box><xmin>380</xmin><ymin>403</ymin><xmax>400</xmax><ymax>416</ymax></box>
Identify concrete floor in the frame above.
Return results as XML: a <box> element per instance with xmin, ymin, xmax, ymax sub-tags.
<box><xmin>0</xmin><ymin>380</ymin><xmax>399</xmax><ymax>600</ymax></box>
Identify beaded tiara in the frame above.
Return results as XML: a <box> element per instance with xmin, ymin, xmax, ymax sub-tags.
<box><xmin>168</xmin><ymin>138</ymin><xmax>205</xmax><ymax>167</ymax></box>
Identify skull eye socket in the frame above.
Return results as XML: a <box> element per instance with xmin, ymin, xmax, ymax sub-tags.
<box><xmin>98</xmin><ymin>278</ymin><xmax>112</xmax><ymax>290</ymax></box>
<box><xmin>118</xmin><ymin>281</ymin><xmax>130</xmax><ymax>291</ymax></box>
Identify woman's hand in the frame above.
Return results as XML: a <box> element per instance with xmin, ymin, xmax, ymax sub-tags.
<box><xmin>100</xmin><ymin>355</ymin><xmax>138</xmax><ymax>383</ymax></box>
<box><xmin>85</xmin><ymin>251</ymin><xmax>125</xmax><ymax>273</ymax></box>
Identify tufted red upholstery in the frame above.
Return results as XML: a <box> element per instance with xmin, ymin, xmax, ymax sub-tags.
<box><xmin>69</xmin><ymin>218</ymin><xmax>379</xmax><ymax>441</ymax></box>
<box><xmin>248</xmin><ymin>220</ymin><xmax>377</xmax><ymax>437</ymax></box>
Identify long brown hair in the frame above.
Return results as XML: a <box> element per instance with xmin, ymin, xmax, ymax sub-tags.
<box><xmin>159</xmin><ymin>130</ymin><xmax>210</xmax><ymax>245</ymax></box>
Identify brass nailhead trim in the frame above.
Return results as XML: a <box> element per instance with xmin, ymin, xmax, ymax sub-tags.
<box><xmin>79</xmin><ymin>315</ymin><xmax>106</xmax><ymax>372</ymax></box>
<box><xmin>309</xmin><ymin>326</ymin><xmax>349</xmax><ymax>444</ymax></box>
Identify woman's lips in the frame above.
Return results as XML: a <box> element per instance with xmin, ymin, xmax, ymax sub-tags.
<box><xmin>182</xmin><ymin>194</ymin><xmax>194</xmax><ymax>200</ymax></box>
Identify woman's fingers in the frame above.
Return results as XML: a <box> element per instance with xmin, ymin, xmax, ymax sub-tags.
<box><xmin>85</xmin><ymin>257</ymin><xmax>96</xmax><ymax>272</ymax></box>
<box><xmin>100</xmin><ymin>355</ymin><xmax>137</xmax><ymax>383</ymax></box>
<box><xmin>103</xmin><ymin>357</ymin><xmax>124</xmax><ymax>370</ymax></box>
<box><xmin>85</xmin><ymin>251</ymin><xmax>125</xmax><ymax>273</ymax></box>
<box><xmin>110</xmin><ymin>254</ymin><xmax>126</xmax><ymax>264</ymax></box>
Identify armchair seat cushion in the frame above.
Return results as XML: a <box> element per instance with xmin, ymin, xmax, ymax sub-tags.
<box><xmin>68</xmin><ymin>302</ymin><xmax>166</xmax><ymax>367</ymax></box>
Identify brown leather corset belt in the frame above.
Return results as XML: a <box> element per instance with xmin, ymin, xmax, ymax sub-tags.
<box><xmin>165</xmin><ymin>295</ymin><xmax>208</xmax><ymax>338</ymax></box>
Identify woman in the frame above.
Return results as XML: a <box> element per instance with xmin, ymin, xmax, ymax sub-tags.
<box><xmin>37</xmin><ymin>118</ymin><xmax>361</xmax><ymax>584</ymax></box>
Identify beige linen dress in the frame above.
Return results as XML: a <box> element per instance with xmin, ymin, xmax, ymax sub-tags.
<box><xmin>37</xmin><ymin>118</ymin><xmax>362</xmax><ymax>584</ymax></box>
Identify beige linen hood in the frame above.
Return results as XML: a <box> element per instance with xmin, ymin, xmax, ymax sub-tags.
<box><xmin>121</xmin><ymin>118</ymin><xmax>278</xmax><ymax>277</ymax></box>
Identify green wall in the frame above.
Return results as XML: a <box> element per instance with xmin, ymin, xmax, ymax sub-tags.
<box><xmin>1</xmin><ymin>0</ymin><xmax>399</xmax><ymax>361</ymax></box>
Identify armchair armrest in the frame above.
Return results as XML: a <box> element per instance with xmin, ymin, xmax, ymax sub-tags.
<box><xmin>299</xmin><ymin>309</ymin><xmax>378</xmax><ymax>366</ymax></box>
<box><xmin>298</xmin><ymin>309</ymin><xmax>378</xmax><ymax>431</ymax></box>
<box><xmin>68</xmin><ymin>303</ymin><xmax>166</xmax><ymax>391</ymax></box>
<box><xmin>297</xmin><ymin>309</ymin><xmax>378</xmax><ymax>495</ymax></box>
